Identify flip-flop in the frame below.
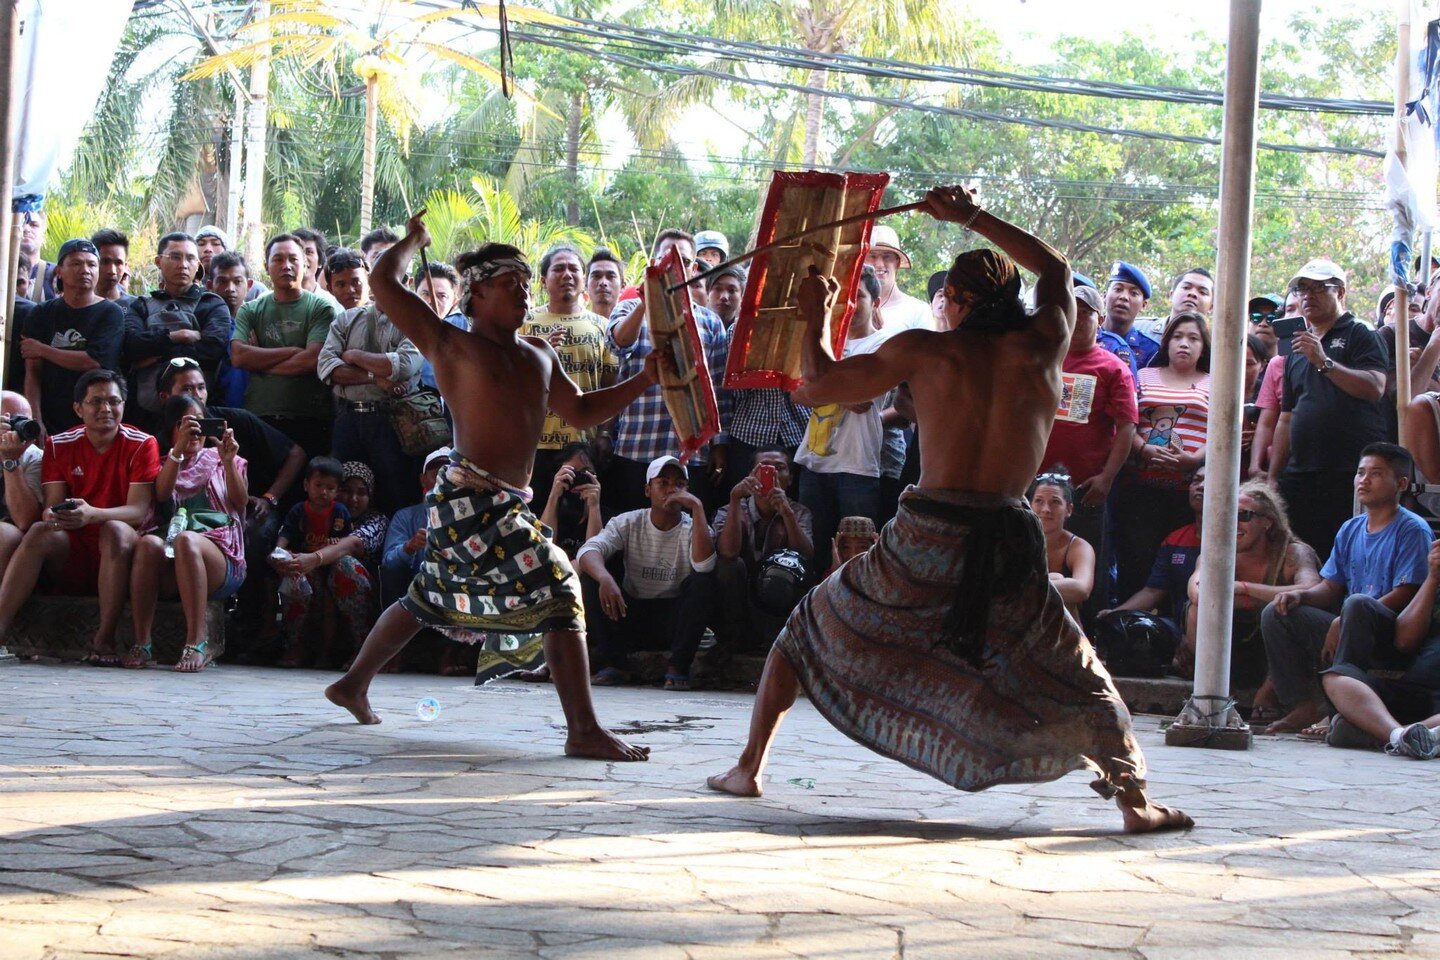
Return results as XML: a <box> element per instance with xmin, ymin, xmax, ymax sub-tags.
<box><xmin>1296</xmin><ymin>717</ymin><xmax>1333</xmax><ymax>741</ymax></box>
<box><xmin>590</xmin><ymin>667</ymin><xmax>630</xmax><ymax>686</ymax></box>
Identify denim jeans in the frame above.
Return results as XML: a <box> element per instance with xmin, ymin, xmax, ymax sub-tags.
<box><xmin>799</xmin><ymin>470</ymin><xmax>880</xmax><ymax>572</ymax></box>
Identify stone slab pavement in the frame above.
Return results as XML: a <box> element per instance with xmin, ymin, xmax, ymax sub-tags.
<box><xmin>2</xmin><ymin>663</ymin><xmax>1439</xmax><ymax>959</ymax></box>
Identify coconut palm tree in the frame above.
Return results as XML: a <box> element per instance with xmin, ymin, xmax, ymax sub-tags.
<box><xmin>182</xmin><ymin>0</ymin><xmax>566</xmax><ymax>236</ymax></box>
<box><xmin>702</xmin><ymin>0</ymin><xmax>971</xmax><ymax>166</ymax></box>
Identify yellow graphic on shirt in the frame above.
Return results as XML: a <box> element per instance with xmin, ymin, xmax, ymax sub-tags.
<box><xmin>804</xmin><ymin>404</ymin><xmax>845</xmax><ymax>458</ymax></box>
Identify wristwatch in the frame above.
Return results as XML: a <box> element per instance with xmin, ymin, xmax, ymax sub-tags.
<box><xmin>1318</xmin><ymin>357</ymin><xmax>1336</xmax><ymax>375</ymax></box>
<box><xmin>1</xmin><ymin>459</ymin><xmax>17</xmax><ymax>473</ymax></box>
<box><xmin>261</xmin><ymin>493</ymin><xmax>279</xmax><ymax>508</ymax></box>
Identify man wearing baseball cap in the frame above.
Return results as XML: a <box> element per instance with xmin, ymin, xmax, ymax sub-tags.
<box><xmin>865</xmin><ymin>225</ymin><xmax>933</xmax><ymax>332</ymax></box>
<box><xmin>1102</xmin><ymin>261</ymin><xmax>1160</xmax><ymax>368</ymax></box>
<box><xmin>576</xmin><ymin>454</ymin><xmax>716</xmax><ymax>690</ymax></box>
<box><xmin>1270</xmin><ymin>257</ymin><xmax>1388</xmax><ymax>557</ymax></box>
<box><xmin>18</xmin><ymin>239</ymin><xmax>125</xmax><ymax>434</ymax></box>
<box><xmin>694</xmin><ymin>231</ymin><xmax>729</xmax><ymax>269</ymax></box>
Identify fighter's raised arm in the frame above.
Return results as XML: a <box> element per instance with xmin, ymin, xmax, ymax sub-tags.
<box><xmin>794</xmin><ymin>266</ymin><xmax>919</xmax><ymax>407</ymax></box>
<box><xmin>370</xmin><ymin>211</ymin><xmax>450</xmax><ymax>357</ymax></box>
<box><xmin>924</xmin><ymin>184</ymin><xmax>1074</xmax><ymax>347</ymax></box>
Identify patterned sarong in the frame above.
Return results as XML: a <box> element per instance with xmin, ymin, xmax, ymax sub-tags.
<box><xmin>777</xmin><ymin>487</ymin><xmax>1146</xmax><ymax>797</ymax></box>
<box><xmin>400</xmin><ymin>456</ymin><xmax>584</xmax><ymax>684</ymax></box>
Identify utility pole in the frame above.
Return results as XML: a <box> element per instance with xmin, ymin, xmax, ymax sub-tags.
<box><xmin>1166</xmin><ymin>0</ymin><xmax>1262</xmax><ymax>750</ymax></box>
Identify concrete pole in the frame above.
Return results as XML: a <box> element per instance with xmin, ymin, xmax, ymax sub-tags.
<box><xmin>1395</xmin><ymin>0</ymin><xmax>1414</xmax><ymax>435</ymax></box>
<box><xmin>0</xmin><ymin>0</ymin><xmax>18</xmax><ymax>394</ymax></box>
<box><xmin>1167</xmin><ymin>0</ymin><xmax>1261</xmax><ymax>750</ymax></box>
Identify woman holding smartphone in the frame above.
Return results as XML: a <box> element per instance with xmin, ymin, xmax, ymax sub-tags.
<box><xmin>124</xmin><ymin>393</ymin><xmax>248</xmax><ymax>672</ymax></box>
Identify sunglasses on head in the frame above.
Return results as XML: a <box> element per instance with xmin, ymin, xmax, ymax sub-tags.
<box><xmin>1035</xmin><ymin>472</ymin><xmax>1070</xmax><ymax>485</ymax></box>
<box><xmin>168</xmin><ymin>357</ymin><xmax>200</xmax><ymax>370</ymax></box>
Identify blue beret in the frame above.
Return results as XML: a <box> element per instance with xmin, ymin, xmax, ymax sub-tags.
<box><xmin>1072</xmin><ymin>272</ymin><xmax>1096</xmax><ymax>289</ymax></box>
<box><xmin>1107</xmin><ymin>261</ymin><xmax>1151</xmax><ymax>299</ymax></box>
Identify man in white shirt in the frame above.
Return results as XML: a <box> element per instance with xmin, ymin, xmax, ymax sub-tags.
<box><xmin>865</xmin><ymin>225</ymin><xmax>933</xmax><ymax>332</ymax></box>
<box><xmin>576</xmin><ymin>455</ymin><xmax>716</xmax><ymax>690</ymax></box>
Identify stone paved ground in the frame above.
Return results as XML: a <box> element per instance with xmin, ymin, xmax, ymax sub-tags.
<box><xmin>3</xmin><ymin>663</ymin><xmax>1439</xmax><ymax>959</ymax></box>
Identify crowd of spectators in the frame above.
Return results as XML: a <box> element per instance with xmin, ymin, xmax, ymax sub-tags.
<box><xmin>2</xmin><ymin>208</ymin><xmax>1438</xmax><ymax>758</ymax></box>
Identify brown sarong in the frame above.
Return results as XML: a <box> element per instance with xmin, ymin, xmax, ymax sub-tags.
<box><xmin>776</xmin><ymin>487</ymin><xmax>1146</xmax><ymax>796</ymax></box>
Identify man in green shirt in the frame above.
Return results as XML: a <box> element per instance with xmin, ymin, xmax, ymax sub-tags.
<box><xmin>230</xmin><ymin>233</ymin><xmax>336</xmax><ymax>457</ymax></box>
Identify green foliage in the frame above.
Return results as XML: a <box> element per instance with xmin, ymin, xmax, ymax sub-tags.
<box><xmin>55</xmin><ymin>2</ymin><xmax>1401</xmax><ymax>317</ymax></box>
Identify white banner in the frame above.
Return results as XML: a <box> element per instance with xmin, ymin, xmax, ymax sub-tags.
<box><xmin>12</xmin><ymin>0</ymin><xmax>131</xmax><ymax>203</ymax></box>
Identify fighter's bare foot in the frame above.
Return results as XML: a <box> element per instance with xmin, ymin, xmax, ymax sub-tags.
<box><xmin>1117</xmin><ymin>796</ymin><xmax>1194</xmax><ymax>833</ymax></box>
<box><xmin>705</xmin><ymin>766</ymin><xmax>762</xmax><ymax>797</ymax></box>
<box><xmin>325</xmin><ymin>681</ymin><xmax>381</xmax><ymax>725</ymax></box>
<box><xmin>564</xmin><ymin>726</ymin><xmax>649</xmax><ymax>761</ymax></box>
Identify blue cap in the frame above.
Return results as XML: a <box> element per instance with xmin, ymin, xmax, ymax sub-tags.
<box><xmin>1072</xmin><ymin>272</ymin><xmax>1096</xmax><ymax>289</ymax></box>
<box><xmin>1107</xmin><ymin>261</ymin><xmax>1151</xmax><ymax>299</ymax></box>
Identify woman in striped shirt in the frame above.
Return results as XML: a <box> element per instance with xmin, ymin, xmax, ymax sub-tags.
<box><xmin>1112</xmin><ymin>312</ymin><xmax>1212</xmax><ymax>605</ymax></box>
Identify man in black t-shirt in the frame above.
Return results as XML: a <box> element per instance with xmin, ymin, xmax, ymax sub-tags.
<box><xmin>1271</xmin><ymin>258</ymin><xmax>1388</xmax><ymax>558</ymax></box>
<box><xmin>20</xmin><ymin>239</ymin><xmax>124</xmax><ymax>434</ymax></box>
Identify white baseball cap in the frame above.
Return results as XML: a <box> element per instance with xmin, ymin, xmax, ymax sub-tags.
<box><xmin>868</xmin><ymin>225</ymin><xmax>912</xmax><ymax>269</ymax></box>
<box><xmin>1290</xmin><ymin>258</ymin><xmax>1347</xmax><ymax>287</ymax></box>
<box><xmin>645</xmin><ymin>455</ymin><xmax>685</xmax><ymax>483</ymax></box>
<box><xmin>423</xmin><ymin>446</ymin><xmax>452</xmax><ymax>470</ymax></box>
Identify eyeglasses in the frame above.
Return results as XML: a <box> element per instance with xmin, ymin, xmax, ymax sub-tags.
<box><xmin>1237</xmin><ymin>509</ymin><xmax>1257</xmax><ymax>522</ymax></box>
<box><xmin>1294</xmin><ymin>281</ymin><xmax>1339</xmax><ymax>296</ymax></box>
<box><xmin>82</xmin><ymin>397</ymin><xmax>124</xmax><ymax>408</ymax></box>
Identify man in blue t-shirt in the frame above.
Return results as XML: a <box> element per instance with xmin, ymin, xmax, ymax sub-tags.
<box><xmin>1261</xmin><ymin>443</ymin><xmax>1431</xmax><ymax>734</ymax></box>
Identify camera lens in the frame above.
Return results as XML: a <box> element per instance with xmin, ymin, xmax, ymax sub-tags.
<box><xmin>7</xmin><ymin>415</ymin><xmax>40</xmax><ymax>443</ymax></box>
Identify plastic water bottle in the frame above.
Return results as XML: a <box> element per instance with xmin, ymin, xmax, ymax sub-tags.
<box><xmin>416</xmin><ymin>697</ymin><xmax>441</xmax><ymax>722</ymax></box>
<box><xmin>163</xmin><ymin>508</ymin><xmax>188</xmax><ymax>559</ymax></box>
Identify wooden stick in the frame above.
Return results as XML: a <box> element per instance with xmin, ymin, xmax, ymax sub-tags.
<box><xmin>396</xmin><ymin>179</ymin><xmax>438</xmax><ymax>318</ymax></box>
<box><xmin>670</xmin><ymin>199</ymin><xmax>926</xmax><ymax>293</ymax></box>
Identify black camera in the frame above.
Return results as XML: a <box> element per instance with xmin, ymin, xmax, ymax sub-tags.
<box><xmin>4</xmin><ymin>415</ymin><xmax>40</xmax><ymax>443</ymax></box>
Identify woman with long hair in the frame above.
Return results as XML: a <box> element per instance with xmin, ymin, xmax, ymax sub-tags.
<box><xmin>1113</xmin><ymin>311</ymin><xmax>1212</xmax><ymax>605</ymax></box>
<box><xmin>125</xmin><ymin>394</ymin><xmax>248</xmax><ymax>672</ymax></box>
<box><xmin>1182</xmin><ymin>481</ymin><xmax>1321</xmax><ymax>720</ymax></box>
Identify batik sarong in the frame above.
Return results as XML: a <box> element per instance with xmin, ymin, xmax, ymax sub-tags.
<box><xmin>777</xmin><ymin>487</ymin><xmax>1146</xmax><ymax>797</ymax></box>
<box><xmin>400</xmin><ymin>455</ymin><xmax>584</xmax><ymax>683</ymax></box>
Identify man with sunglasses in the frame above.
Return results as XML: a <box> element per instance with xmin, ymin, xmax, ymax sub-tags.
<box><xmin>121</xmin><ymin>232</ymin><xmax>231</xmax><ymax>428</ymax></box>
<box><xmin>1269</xmin><ymin>258</ymin><xmax>1388</xmax><ymax>558</ymax></box>
<box><xmin>19</xmin><ymin>239</ymin><xmax>124</xmax><ymax>435</ymax></box>
<box><xmin>606</xmin><ymin>228</ymin><xmax>731</xmax><ymax>515</ymax></box>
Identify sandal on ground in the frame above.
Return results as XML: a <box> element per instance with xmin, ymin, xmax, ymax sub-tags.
<box><xmin>663</xmin><ymin>673</ymin><xmax>691</xmax><ymax>692</ymax></box>
<box><xmin>174</xmin><ymin>642</ymin><xmax>212</xmax><ymax>673</ymax></box>
<box><xmin>1249</xmin><ymin>704</ymin><xmax>1284</xmax><ymax>725</ymax></box>
<box><xmin>590</xmin><ymin>667</ymin><xmax>630</xmax><ymax>686</ymax></box>
<box><xmin>1296</xmin><ymin>716</ymin><xmax>1333</xmax><ymax>741</ymax></box>
<box><xmin>84</xmin><ymin>648</ymin><xmax>122</xmax><ymax>667</ymax></box>
<box><xmin>121</xmin><ymin>642</ymin><xmax>153</xmax><ymax>670</ymax></box>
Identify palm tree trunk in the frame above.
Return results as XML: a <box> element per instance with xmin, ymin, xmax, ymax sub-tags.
<box><xmin>241</xmin><ymin>0</ymin><xmax>270</xmax><ymax>269</ymax></box>
<box><xmin>360</xmin><ymin>73</ymin><xmax>378</xmax><ymax>236</ymax></box>
<box><xmin>564</xmin><ymin>91</ymin><xmax>583</xmax><ymax>227</ymax></box>
<box><xmin>801</xmin><ymin>70</ymin><xmax>826</xmax><ymax>167</ymax></box>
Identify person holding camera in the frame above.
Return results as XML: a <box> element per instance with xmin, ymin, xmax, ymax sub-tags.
<box><xmin>0</xmin><ymin>393</ymin><xmax>46</xmax><ymax>587</ymax></box>
<box><xmin>125</xmin><ymin>394</ymin><xmax>248</xmax><ymax>672</ymax></box>
<box><xmin>0</xmin><ymin>370</ymin><xmax>158</xmax><ymax>666</ymax></box>
<box><xmin>707</xmin><ymin>448</ymin><xmax>814</xmax><ymax>656</ymax></box>
<box><xmin>539</xmin><ymin>442</ymin><xmax>604</xmax><ymax>559</ymax></box>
